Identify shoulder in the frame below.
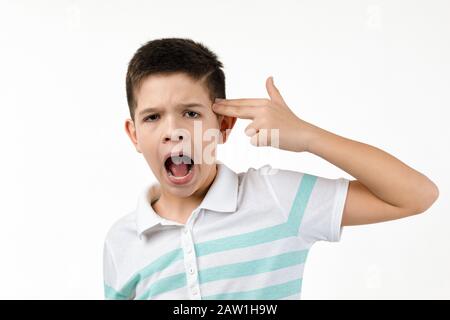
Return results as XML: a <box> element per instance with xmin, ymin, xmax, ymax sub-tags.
<box><xmin>238</xmin><ymin>164</ymin><xmax>350</xmax><ymax>243</ymax></box>
<box><xmin>234</xmin><ymin>164</ymin><xmax>307</xmax><ymax>216</ymax></box>
<box><xmin>104</xmin><ymin>210</ymin><xmax>138</xmax><ymax>252</ymax></box>
<box><xmin>236</xmin><ymin>163</ymin><xmax>272</xmax><ymax>189</ymax></box>
<box><xmin>237</xmin><ymin>163</ymin><xmax>291</xmax><ymax>181</ymax></box>
<box><xmin>238</xmin><ymin>163</ymin><xmax>306</xmax><ymax>190</ymax></box>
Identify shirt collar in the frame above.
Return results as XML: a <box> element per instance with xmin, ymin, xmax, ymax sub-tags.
<box><xmin>135</xmin><ymin>162</ymin><xmax>238</xmax><ymax>237</ymax></box>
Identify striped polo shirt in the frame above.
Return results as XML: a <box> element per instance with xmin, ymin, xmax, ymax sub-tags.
<box><xmin>103</xmin><ymin>162</ymin><xmax>350</xmax><ymax>300</ymax></box>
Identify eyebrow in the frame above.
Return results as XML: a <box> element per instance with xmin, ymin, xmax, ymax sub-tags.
<box><xmin>138</xmin><ymin>103</ymin><xmax>207</xmax><ymax>117</ymax></box>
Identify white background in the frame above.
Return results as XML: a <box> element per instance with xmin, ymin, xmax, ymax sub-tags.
<box><xmin>0</xmin><ymin>0</ymin><xmax>449</xmax><ymax>299</ymax></box>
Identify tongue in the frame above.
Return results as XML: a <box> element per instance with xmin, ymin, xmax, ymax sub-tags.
<box><xmin>169</xmin><ymin>162</ymin><xmax>189</xmax><ymax>177</ymax></box>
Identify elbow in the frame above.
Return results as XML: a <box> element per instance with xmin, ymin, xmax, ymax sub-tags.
<box><xmin>413</xmin><ymin>180</ymin><xmax>439</xmax><ymax>214</ymax></box>
<box><xmin>427</xmin><ymin>180</ymin><xmax>440</xmax><ymax>209</ymax></box>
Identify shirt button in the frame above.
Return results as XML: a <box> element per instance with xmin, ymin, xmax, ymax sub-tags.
<box><xmin>189</xmin><ymin>267</ymin><xmax>195</xmax><ymax>275</ymax></box>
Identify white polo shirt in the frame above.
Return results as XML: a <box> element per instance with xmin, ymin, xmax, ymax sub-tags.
<box><xmin>103</xmin><ymin>162</ymin><xmax>350</xmax><ymax>300</ymax></box>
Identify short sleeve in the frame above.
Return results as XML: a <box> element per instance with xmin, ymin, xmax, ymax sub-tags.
<box><xmin>260</xmin><ymin>164</ymin><xmax>350</xmax><ymax>244</ymax></box>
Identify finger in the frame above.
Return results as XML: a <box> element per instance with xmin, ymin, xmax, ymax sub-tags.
<box><xmin>214</xmin><ymin>98</ymin><xmax>269</xmax><ymax>107</ymax></box>
<box><xmin>211</xmin><ymin>103</ymin><xmax>258</xmax><ymax>119</ymax></box>
<box><xmin>244</xmin><ymin>123</ymin><xmax>259</xmax><ymax>137</ymax></box>
<box><xmin>266</xmin><ymin>76</ymin><xmax>286</xmax><ymax>106</ymax></box>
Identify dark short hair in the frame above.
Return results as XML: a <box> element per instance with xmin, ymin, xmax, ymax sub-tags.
<box><xmin>126</xmin><ymin>37</ymin><xmax>226</xmax><ymax>120</ymax></box>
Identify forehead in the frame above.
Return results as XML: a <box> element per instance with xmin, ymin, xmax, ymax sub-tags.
<box><xmin>135</xmin><ymin>73</ymin><xmax>211</xmax><ymax>111</ymax></box>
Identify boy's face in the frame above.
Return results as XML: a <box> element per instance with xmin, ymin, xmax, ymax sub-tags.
<box><xmin>125</xmin><ymin>72</ymin><xmax>236</xmax><ymax>198</ymax></box>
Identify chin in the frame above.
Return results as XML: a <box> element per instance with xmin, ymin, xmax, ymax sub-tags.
<box><xmin>158</xmin><ymin>164</ymin><xmax>202</xmax><ymax>198</ymax></box>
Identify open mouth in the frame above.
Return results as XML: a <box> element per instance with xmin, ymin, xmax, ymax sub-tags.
<box><xmin>164</xmin><ymin>153</ymin><xmax>194</xmax><ymax>178</ymax></box>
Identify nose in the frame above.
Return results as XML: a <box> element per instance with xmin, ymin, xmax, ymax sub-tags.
<box><xmin>162</xmin><ymin>116</ymin><xmax>190</xmax><ymax>144</ymax></box>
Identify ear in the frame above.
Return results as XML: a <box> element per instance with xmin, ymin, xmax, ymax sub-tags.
<box><xmin>218</xmin><ymin>115</ymin><xmax>237</xmax><ymax>144</ymax></box>
<box><xmin>125</xmin><ymin>118</ymin><xmax>142</xmax><ymax>153</ymax></box>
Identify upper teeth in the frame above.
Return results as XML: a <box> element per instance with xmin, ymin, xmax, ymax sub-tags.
<box><xmin>171</xmin><ymin>155</ymin><xmax>192</xmax><ymax>165</ymax></box>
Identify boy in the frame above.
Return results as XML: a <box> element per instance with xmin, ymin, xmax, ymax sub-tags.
<box><xmin>103</xmin><ymin>37</ymin><xmax>439</xmax><ymax>300</ymax></box>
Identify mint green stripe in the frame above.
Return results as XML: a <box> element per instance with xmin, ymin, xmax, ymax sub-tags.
<box><xmin>195</xmin><ymin>174</ymin><xmax>317</xmax><ymax>257</ymax></box>
<box><xmin>288</xmin><ymin>174</ymin><xmax>317</xmax><ymax>231</ymax></box>
<box><xmin>136</xmin><ymin>272</ymin><xmax>187</xmax><ymax>300</ymax></box>
<box><xmin>199</xmin><ymin>250</ymin><xmax>308</xmax><ymax>283</ymax></box>
<box><xmin>195</xmin><ymin>224</ymin><xmax>289</xmax><ymax>256</ymax></box>
<box><xmin>138</xmin><ymin>249</ymin><xmax>308</xmax><ymax>300</ymax></box>
<box><xmin>203</xmin><ymin>278</ymin><xmax>302</xmax><ymax>300</ymax></box>
<box><xmin>104</xmin><ymin>283</ymin><xmax>128</xmax><ymax>300</ymax></box>
<box><xmin>113</xmin><ymin>173</ymin><xmax>316</xmax><ymax>299</ymax></box>
<box><xmin>109</xmin><ymin>248</ymin><xmax>183</xmax><ymax>299</ymax></box>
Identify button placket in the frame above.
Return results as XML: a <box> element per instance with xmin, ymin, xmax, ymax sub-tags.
<box><xmin>181</xmin><ymin>224</ymin><xmax>201</xmax><ymax>299</ymax></box>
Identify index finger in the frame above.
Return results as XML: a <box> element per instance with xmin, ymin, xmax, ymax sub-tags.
<box><xmin>211</xmin><ymin>103</ymin><xmax>259</xmax><ymax>119</ymax></box>
<box><xmin>215</xmin><ymin>98</ymin><xmax>269</xmax><ymax>107</ymax></box>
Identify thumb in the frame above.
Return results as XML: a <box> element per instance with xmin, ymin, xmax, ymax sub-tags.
<box><xmin>266</xmin><ymin>76</ymin><xmax>286</xmax><ymax>106</ymax></box>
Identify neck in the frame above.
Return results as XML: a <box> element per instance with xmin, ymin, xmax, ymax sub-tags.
<box><xmin>153</xmin><ymin>164</ymin><xmax>218</xmax><ymax>224</ymax></box>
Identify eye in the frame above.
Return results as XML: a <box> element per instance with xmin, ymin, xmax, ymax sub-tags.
<box><xmin>184</xmin><ymin>111</ymin><xmax>200</xmax><ymax>119</ymax></box>
<box><xmin>144</xmin><ymin>114</ymin><xmax>160</xmax><ymax>122</ymax></box>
